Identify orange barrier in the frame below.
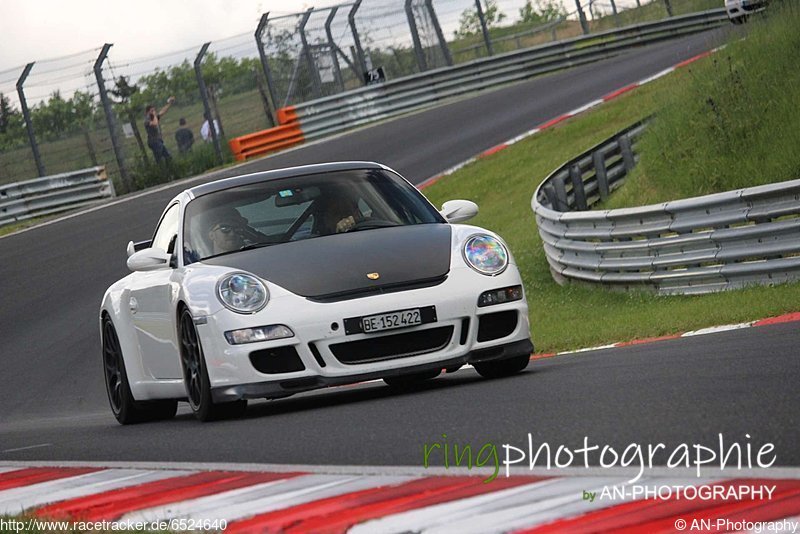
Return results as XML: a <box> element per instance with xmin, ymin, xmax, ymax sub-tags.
<box><xmin>228</xmin><ymin>107</ymin><xmax>304</xmax><ymax>161</ymax></box>
<box><xmin>276</xmin><ymin>106</ymin><xmax>299</xmax><ymax>125</ymax></box>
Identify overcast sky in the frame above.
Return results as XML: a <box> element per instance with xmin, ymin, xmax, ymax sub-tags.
<box><xmin>0</xmin><ymin>0</ymin><xmax>346</xmax><ymax>73</ymax></box>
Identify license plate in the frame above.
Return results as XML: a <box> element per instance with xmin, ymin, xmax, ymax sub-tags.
<box><xmin>343</xmin><ymin>306</ymin><xmax>437</xmax><ymax>335</ymax></box>
<box><xmin>362</xmin><ymin>309</ymin><xmax>422</xmax><ymax>333</ymax></box>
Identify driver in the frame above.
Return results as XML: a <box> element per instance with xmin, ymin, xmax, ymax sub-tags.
<box><xmin>205</xmin><ymin>207</ymin><xmax>249</xmax><ymax>255</ymax></box>
<box><xmin>315</xmin><ymin>188</ymin><xmax>362</xmax><ymax>235</ymax></box>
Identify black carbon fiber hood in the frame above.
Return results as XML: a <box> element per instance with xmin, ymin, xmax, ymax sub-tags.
<box><xmin>201</xmin><ymin>223</ymin><xmax>452</xmax><ymax>300</ymax></box>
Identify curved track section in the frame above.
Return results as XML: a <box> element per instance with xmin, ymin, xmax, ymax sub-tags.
<box><xmin>6</xmin><ymin>28</ymin><xmax>795</xmax><ymax>469</ymax></box>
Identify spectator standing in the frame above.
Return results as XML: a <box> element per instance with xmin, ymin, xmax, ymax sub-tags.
<box><xmin>200</xmin><ymin>112</ymin><xmax>220</xmax><ymax>142</ymax></box>
<box><xmin>174</xmin><ymin>117</ymin><xmax>194</xmax><ymax>154</ymax></box>
<box><xmin>144</xmin><ymin>96</ymin><xmax>176</xmax><ymax>163</ymax></box>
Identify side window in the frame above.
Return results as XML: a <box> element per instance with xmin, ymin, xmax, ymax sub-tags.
<box><xmin>152</xmin><ymin>204</ymin><xmax>180</xmax><ymax>253</ymax></box>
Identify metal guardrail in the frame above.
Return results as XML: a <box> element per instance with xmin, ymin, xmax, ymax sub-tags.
<box><xmin>530</xmin><ymin>122</ymin><xmax>800</xmax><ymax>294</ymax></box>
<box><xmin>287</xmin><ymin>9</ymin><xmax>728</xmax><ymax>142</ymax></box>
<box><xmin>0</xmin><ymin>166</ymin><xmax>115</xmax><ymax>227</ymax></box>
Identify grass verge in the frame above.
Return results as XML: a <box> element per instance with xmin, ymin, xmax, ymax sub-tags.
<box><xmin>421</xmin><ymin>22</ymin><xmax>800</xmax><ymax>354</ymax></box>
<box><xmin>607</xmin><ymin>2</ymin><xmax>800</xmax><ymax>207</ymax></box>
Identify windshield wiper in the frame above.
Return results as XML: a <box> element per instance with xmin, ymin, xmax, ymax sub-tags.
<box><xmin>239</xmin><ymin>241</ymin><xmax>280</xmax><ymax>251</ymax></box>
<box><xmin>348</xmin><ymin>221</ymin><xmax>402</xmax><ymax>232</ymax></box>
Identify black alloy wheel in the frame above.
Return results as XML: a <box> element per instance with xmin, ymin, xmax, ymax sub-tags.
<box><xmin>179</xmin><ymin>307</ymin><xmax>246</xmax><ymax>422</ymax></box>
<box><xmin>102</xmin><ymin>316</ymin><xmax>177</xmax><ymax>424</ymax></box>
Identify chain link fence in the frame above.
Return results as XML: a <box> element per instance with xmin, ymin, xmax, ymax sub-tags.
<box><xmin>0</xmin><ymin>0</ymin><xmax>719</xmax><ymax>195</ymax></box>
<box><xmin>0</xmin><ymin>49</ymin><xmax>118</xmax><ymax>188</ymax></box>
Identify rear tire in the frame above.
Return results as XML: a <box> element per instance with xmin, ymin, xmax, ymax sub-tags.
<box><xmin>102</xmin><ymin>316</ymin><xmax>177</xmax><ymax>425</ymax></box>
<box><xmin>474</xmin><ymin>354</ymin><xmax>530</xmax><ymax>379</ymax></box>
<box><xmin>383</xmin><ymin>369</ymin><xmax>441</xmax><ymax>388</ymax></box>
<box><xmin>178</xmin><ymin>307</ymin><xmax>247</xmax><ymax>422</ymax></box>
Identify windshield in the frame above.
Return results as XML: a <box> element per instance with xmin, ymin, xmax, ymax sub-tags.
<box><xmin>183</xmin><ymin>168</ymin><xmax>445</xmax><ymax>263</ymax></box>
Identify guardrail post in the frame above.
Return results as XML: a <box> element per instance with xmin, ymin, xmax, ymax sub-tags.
<box><xmin>325</xmin><ymin>7</ymin><xmax>346</xmax><ymax>92</ymax></box>
<box><xmin>553</xmin><ymin>173</ymin><xmax>570</xmax><ymax>211</ymax></box>
<box><xmin>255</xmin><ymin>13</ymin><xmax>278</xmax><ymax>127</ymax></box>
<box><xmin>574</xmin><ymin>0</ymin><xmax>590</xmax><ymax>35</ymax></box>
<box><xmin>93</xmin><ymin>44</ymin><xmax>132</xmax><ymax>194</ymax></box>
<box><xmin>663</xmin><ymin>0</ymin><xmax>674</xmax><ymax>17</ymax></box>
<box><xmin>348</xmin><ymin>0</ymin><xmax>368</xmax><ymax>84</ymax></box>
<box><xmin>475</xmin><ymin>0</ymin><xmax>494</xmax><ymax>56</ymax></box>
<box><xmin>593</xmin><ymin>151</ymin><xmax>609</xmax><ymax>202</ymax></box>
<box><xmin>425</xmin><ymin>0</ymin><xmax>453</xmax><ymax>67</ymax></box>
<box><xmin>300</xmin><ymin>8</ymin><xmax>324</xmax><ymax>99</ymax></box>
<box><xmin>406</xmin><ymin>0</ymin><xmax>429</xmax><ymax>72</ymax></box>
<box><xmin>16</xmin><ymin>63</ymin><xmax>45</xmax><ymax>177</ymax></box>
<box><xmin>569</xmin><ymin>164</ymin><xmax>588</xmax><ymax>210</ymax></box>
<box><xmin>619</xmin><ymin>135</ymin><xmax>635</xmax><ymax>172</ymax></box>
<box><xmin>195</xmin><ymin>43</ymin><xmax>223</xmax><ymax>165</ymax></box>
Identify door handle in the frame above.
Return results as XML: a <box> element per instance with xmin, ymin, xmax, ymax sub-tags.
<box><xmin>129</xmin><ymin>297</ymin><xmax>138</xmax><ymax>314</ymax></box>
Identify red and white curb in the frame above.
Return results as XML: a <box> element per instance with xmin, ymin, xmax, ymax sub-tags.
<box><xmin>417</xmin><ymin>48</ymin><xmax>722</xmax><ymax>191</ymax></box>
<box><xmin>531</xmin><ymin>312</ymin><xmax>800</xmax><ymax>361</ymax></box>
<box><xmin>1</xmin><ymin>465</ymin><xmax>799</xmax><ymax>533</ymax></box>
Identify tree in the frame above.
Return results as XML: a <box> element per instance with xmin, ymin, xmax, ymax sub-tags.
<box><xmin>518</xmin><ymin>0</ymin><xmax>567</xmax><ymax>25</ymax></box>
<box><xmin>71</xmin><ymin>91</ymin><xmax>96</xmax><ymax>125</ymax></box>
<box><xmin>0</xmin><ymin>92</ymin><xmax>25</xmax><ymax>149</ymax></box>
<box><xmin>32</xmin><ymin>91</ymin><xmax>73</xmax><ymax>139</ymax></box>
<box><xmin>455</xmin><ymin>0</ymin><xmax>507</xmax><ymax>38</ymax></box>
<box><xmin>110</xmin><ymin>76</ymin><xmax>148</xmax><ymax>160</ymax></box>
<box><xmin>0</xmin><ymin>92</ymin><xmax>20</xmax><ymax>134</ymax></box>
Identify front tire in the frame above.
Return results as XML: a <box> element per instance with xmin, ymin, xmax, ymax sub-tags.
<box><xmin>474</xmin><ymin>354</ymin><xmax>530</xmax><ymax>379</ymax></box>
<box><xmin>178</xmin><ymin>308</ymin><xmax>247</xmax><ymax>422</ymax></box>
<box><xmin>383</xmin><ymin>369</ymin><xmax>441</xmax><ymax>388</ymax></box>
<box><xmin>102</xmin><ymin>316</ymin><xmax>177</xmax><ymax>425</ymax></box>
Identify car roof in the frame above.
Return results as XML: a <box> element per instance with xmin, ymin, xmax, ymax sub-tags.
<box><xmin>186</xmin><ymin>161</ymin><xmax>391</xmax><ymax>198</ymax></box>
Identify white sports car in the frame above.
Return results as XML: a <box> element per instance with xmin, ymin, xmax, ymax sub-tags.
<box><xmin>100</xmin><ymin>162</ymin><xmax>533</xmax><ymax>423</ymax></box>
<box><xmin>725</xmin><ymin>0</ymin><xmax>768</xmax><ymax>23</ymax></box>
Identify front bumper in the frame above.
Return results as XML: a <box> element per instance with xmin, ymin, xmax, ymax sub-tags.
<box><xmin>196</xmin><ymin>264</ymin><xmax>532</xmax><ymax>402</ymax></box>
<box><xmin>211</xmin><ymin>338</ymin><xmax>533</xmax><ymax>402</ymax></box>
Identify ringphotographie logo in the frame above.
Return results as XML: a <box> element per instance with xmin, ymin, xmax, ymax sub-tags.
<box><xmin>422</xmin><ymin>433</ymin><xmax>777</xmax><ymax>484</ymax></box>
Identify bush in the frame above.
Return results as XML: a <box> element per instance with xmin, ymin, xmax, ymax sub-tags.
<box><xmin>131</xmin><ymin>142</ymin><xmax>232</xmax><ymax>191</ymax></box>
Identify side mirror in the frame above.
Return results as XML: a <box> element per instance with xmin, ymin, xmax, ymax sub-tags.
<box><xmin>440</xmin><ymin>200</ymin><xmax>479</xmax><ymax>224</ymax></box>
<box><xmin>127</xmin><ymin>240</ymin><xmax>152</xmax><ymax>258</ymax></box>
<box><xmin>127</xmin><ymin>248</ymin><xmax>172</xmax><ymax>272</ymax></box>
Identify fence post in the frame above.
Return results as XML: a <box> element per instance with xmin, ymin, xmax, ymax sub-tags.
<box><xmin>405</xmin><ymin>0</ymin><xmax>429</xmax><ymax>72</ymax></box>
<box><xmin>194</xmin><ymin>42</ymin><xmax>223</xmax><ymax>165</ymax></box>
<box><xmin>475</xmin><ymin>0</ymin><xmax>494</xmax><ymax>56</ymax></box>
<box><xmin>325</xmin><ymin>7</ymin><xmax>345</xmax><ymax>92</ymax></box>
<box><xmin>93</xmin><ymin>45</ymin><xmax>132</xmax><ymax>194</ymax></box>
<box><xmin>255</xmin><ymin>13</ymin><xmax>278</xmax><ymax>126</ymax></box>
<box><xmin>348</xmin><ymin>0</ymin><xmax>368</xmax><ymax>84</ymax></box>
<box><xmin>16</xmin><ymin>63</ymin><xmax>45</xmax><ymax>177</ymax></box>
<box><xmin>609</xmin><ymin>0</ymin><xmax>620</xmax><ymax>27</ymax></box>
<box><xmin>425</xmin><ymin>0</ymin><xmax>453</xmax><ymax>67</ymax></box>
<box><xmin>664</xmin><ymin>0</ymin><xmax>674</xmax><ymax>16</ymax></box>
<box><xmin>299</xmin><ymin>8</ymin><xmax>323</xmax><ymax>99</ymax></box>
<box><xmin>574</xmin><ymin>0</ymin><xmax>590</xmax><ymax>35</ymax></box>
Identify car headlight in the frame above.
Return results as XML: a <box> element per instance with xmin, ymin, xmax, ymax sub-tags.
<box><xmin>463</xmin><ymin>234</ymin><xmax>509</xmax><ymax>275</ymax></box>
<box><xmin>217</xmin><ymin>272</ymin><xmax>268</xmax><ymax>313</ymax></box>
